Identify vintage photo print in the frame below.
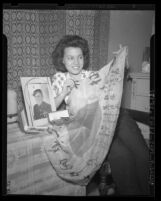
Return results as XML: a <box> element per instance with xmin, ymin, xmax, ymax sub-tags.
<box><xmin>21</xmin><ymin>77</ymin><xmax>56</xmax><ymax>127</ymax></box>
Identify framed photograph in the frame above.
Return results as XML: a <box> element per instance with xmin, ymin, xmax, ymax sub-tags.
<box><xmin>21</xmin><ymin>77</ymin><xmax>56</xmax><ymax>127</ymax></box>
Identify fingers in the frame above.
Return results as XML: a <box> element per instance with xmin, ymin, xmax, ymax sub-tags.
<box><xmin>113</xmin><ymin>44</ymin><xmax>123</xmax><ymax>55</ymax></box>
<box><xmin>64</xmin><ymin>79</ymin><xmax>75</xmax><ymax>88</ymax></box>
<box><xmin>63</xmin><ymin>79</ymin><xmax>75</xmax><ymax>96</ymax></box>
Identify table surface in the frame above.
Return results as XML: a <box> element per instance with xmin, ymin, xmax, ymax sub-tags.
<box><xmin>7</xmin><ymin>123</ymin><xmax>86</xmax><ymax>195</ymax></box>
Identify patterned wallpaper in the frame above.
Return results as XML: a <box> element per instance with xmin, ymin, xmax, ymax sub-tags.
<box><xmin>3</xmin><ymin>9</ymin><xmax>110</xmax><ymax>109</ymax></box>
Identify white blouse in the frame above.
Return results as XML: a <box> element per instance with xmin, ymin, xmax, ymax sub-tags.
<box><xmin>51</xmin><ymin>70</ymin><xmax>91</xmax><ymax>102</ymax></box>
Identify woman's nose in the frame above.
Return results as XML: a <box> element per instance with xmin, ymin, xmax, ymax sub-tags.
<box><xmin>73</xmin><ymin>57</ymin><xmax>79</xmax><ymax>65</ymax></box>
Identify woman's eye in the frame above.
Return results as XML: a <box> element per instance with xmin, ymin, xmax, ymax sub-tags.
<box><xmin>67</xmin><ymin>57</ymin><xmax>73</xmax><ymax>60</ymax></box>
<box><xmin>66</xmin><ymin>56</ymin><xmax>83</xmax><ymax>61</ymax></box>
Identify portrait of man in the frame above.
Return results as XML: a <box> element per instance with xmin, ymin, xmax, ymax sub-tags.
<box><xmin>33</xmin><ymin>89</ymin><xmax>52</xmax><ymax>120</ymax></box>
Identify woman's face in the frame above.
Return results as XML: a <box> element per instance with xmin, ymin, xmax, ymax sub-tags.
<box><xmin>34</xmin><ymin>92</ymin><xmax>43</xmax><ymax>105</ymax></box>
<box><xmin>63</xmin><ymin>47</ymin><xmax>84</xmax><ymax>75</ymax></box>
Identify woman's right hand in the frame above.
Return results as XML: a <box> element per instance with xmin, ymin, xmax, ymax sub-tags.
<box><xmin>55</xmin><ymin>79</ymin><xmax>75</xmax><ymax>109</ymax></box>
<box><xmin>62</xmin><ymin>79</ymin><xmax>75</xmax><ymax>97</ymax></box>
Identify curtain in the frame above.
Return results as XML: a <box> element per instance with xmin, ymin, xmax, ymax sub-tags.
<box><xmin>3</xmin><ymin>9</ymin><xmax>110</xmax><ymax>110</ymax></box>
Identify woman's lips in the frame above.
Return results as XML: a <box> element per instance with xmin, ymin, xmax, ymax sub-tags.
<box><xmin>72</xmin><ymin>66</ymin><xmax>80</xmax><ymax>69</ymax></box>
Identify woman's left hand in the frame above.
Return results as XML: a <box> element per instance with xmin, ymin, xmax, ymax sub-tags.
<box><xmin>113</xmin><ymin>44</ymin><xmax>123</xmax><ymax>55</ymax></box>
<box><xmin>113</xmin><ymin>44</ymin><xmax>129</xmax><ymax>68</ymax></box>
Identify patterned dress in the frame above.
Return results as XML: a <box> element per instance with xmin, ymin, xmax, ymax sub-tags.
<box><xmin>51</xmin><ymin>70</ymin><xmax>91</xmax><ymax>103</ymax></box>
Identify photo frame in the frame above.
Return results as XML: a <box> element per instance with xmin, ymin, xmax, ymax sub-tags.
<box><xmin>21</xmin><ymin>77</ymin><xmax>56</xmax><ymax>127</ymax></box>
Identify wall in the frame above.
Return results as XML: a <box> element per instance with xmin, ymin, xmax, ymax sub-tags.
<box><xmin>107</xmin><ymin>10</ymin><xmax>154</xmax><ymax>72</ymax></box>
<box><xmin>4</xmin><ymin>9</ymin><xmax>110</xmax><ymax>109</ymax></box>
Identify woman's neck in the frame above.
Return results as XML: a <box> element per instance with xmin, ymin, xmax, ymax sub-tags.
<box><xmin>68</xmin><ymin>71</ymin><xmax>83</xmax><ymax>81</ymax></box>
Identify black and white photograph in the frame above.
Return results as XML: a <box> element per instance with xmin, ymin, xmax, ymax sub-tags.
<box><xmin>3</xmin><ymin>4</ymin><xmax>155</xmax><ymax>197</ymax></box>
<box><xmin>20</xmin><ymin>77</ymin><xmax>56</xmax><ymax>127</ymax></box>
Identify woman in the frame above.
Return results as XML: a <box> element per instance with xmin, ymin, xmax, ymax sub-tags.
<box><xmin>51</xmin><ymin>35</ymin><xmax>150</xmax><ymax>195</ymax></box>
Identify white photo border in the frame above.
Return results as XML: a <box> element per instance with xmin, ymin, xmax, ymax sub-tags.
<box><xmin>21</xmin><ymin>77</ymin><xmax>56</xmax><ymax>127</ymax></box>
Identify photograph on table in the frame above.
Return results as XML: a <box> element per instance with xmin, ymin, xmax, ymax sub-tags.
<box><xmin>21</xmin><ymin>77</ymin><xmax>56</xmax><ymax>127</ymax></box>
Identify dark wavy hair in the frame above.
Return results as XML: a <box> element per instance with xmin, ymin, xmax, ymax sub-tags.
<box><xmin>33</xmin><ymin>89</ymin><xmax>43</xmax><ymax>97</ymax></box>
<box><xmin>52</xmin><ymin>35</ymin><xmax>90</xmax><ymax>72</ymax></box>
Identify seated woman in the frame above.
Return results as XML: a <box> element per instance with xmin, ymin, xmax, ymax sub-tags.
<box><xmin>48</xmin><ymin>35</ymin><xmax>149</xmax><ymax>196</ymax></box>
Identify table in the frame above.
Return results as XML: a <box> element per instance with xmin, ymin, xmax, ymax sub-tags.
<box><xmin>7</xmin><ymin>123</ymin><xmax>86</xmax><ymax>195</ymax></box>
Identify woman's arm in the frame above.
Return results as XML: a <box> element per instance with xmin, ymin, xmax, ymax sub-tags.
<box><xmin>54</xmin><ymin>91</ymin><xmax>67</xmax><ymax>109</ymax></box>
<box><xmin>54</xmin><ymin>79</ymin><xmax>75</xmax><ymax>109</ymax></box>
